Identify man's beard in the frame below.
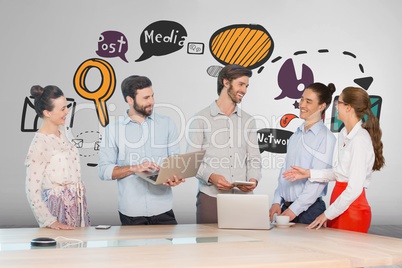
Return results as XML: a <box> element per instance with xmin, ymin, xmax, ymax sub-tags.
<box><xmin>227</xmin><ymin>85</ymin><xmax>241</xmax><ymax>104</ymax></box>
<box><xmin>133</xmin><ymin>100</ymin><xmax>152</xmax><ymax>117</ymax></box>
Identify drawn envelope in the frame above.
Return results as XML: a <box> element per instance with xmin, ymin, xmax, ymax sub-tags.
<box><xmin>72</xmin><ymin>139</ymin><xmax>84</xmax><ymax>148</ymax></box>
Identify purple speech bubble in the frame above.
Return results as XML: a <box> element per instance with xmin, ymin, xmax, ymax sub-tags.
<box><xmin>96</xmin><ymin>31</ymin><xmax>129</xmax><ymax>63</ymax></box>
<box><xmin>275</xmin><ymin>58</ymin><xmax>314</xmax><ymax>100</ymax></box>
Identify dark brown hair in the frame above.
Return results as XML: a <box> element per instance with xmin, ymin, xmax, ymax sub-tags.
<box><xmin>30</xmin><ymin>85</ymin><xmax>64</xmax><ymax>118</ymax></box>
<box><xmin>217</xmin><ymin>64</ymin><xmax>252</xmax><ymax>95</ymax></box>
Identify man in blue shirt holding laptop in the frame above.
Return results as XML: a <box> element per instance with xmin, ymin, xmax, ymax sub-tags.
<box><xmin>98</xmin><ymin>75</ymin><xmax>183</xmax><ymax>225</ymax></box>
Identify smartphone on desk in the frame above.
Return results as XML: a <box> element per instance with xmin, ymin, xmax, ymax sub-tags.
<box><xmin>95</xmin><ymin>225</ymin><xmax>111</xmax><ymax>230</ymax></box>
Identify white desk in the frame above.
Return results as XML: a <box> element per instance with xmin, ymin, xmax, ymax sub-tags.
<box><xmin>1</xmin><ymin>224</ymin><xmax>402</xmax><ymax>267</ymax></box>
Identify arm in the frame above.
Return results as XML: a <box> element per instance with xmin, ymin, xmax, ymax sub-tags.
<box><xmin>288</xmin><ymin>132</ymin><xmax>336</xmax><ymax>215</ymax></box>
<box><xmin>186</xmin><ymin>114</ymin><xmax>213</xmax><ymax>184</ymax></box>
<box><xmin>163</xmin><ymin>117</ymin><xmax>184</xmax><ymax>186</ymax></box>
<box><xmin>25</xmin><ymin>139</ymin><xmax>57</xmax><ymax>227</ymax></box>
<box><xmin>324</xmin><ymin>138</ymin><xmax>373</xmax><ymax>220</ymax></box>
<box><xmin>243</xmin><ymin>117</ymin><xmax>262</xmax><ymax>190</ymax></box>
<box><xmin>98</xmin><ymin>123</ymin><xmax>159</xmax><ymax>181</ymax></box>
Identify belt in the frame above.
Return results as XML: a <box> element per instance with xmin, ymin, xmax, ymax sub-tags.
<box><xmin>282</xmin><ymin>197</ymin><xmax>322</xmax><ymax>207</ymax></box>
<box><xmin>283</xmin><ymin>201</ymin><xmax>293</xmax><ymax>207</ymax></box>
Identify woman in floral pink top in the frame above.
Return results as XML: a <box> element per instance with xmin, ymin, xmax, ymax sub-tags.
<box><xmin>25</xmin><ymin>85</ymin><xmax>90</xmax><ymax>229</ymax></box>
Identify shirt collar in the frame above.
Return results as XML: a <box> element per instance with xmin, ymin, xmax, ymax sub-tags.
<box><xmin>342</xmin><ymin>120</ymin><xmax>363</xmax><ymax>140</ymax></box>
<box><xmin>296</xmin><ymin>120</ymin><xmax>324</xmax><ymax>135</ymax></box>
<box><xmin>123</xmin><ymin>110</ymin><xmax>154</xmax><ymax>125</ymax></box>
<box><xmin>209</xmin><ymin>101</ymin><xmax>241</xmax><ymax>117</ymax></box>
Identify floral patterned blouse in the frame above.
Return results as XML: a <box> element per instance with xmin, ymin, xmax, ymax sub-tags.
<box><xmin>25</xmin><ymin>127</ymin><xmax>89</xmax><ymax>227</ymax></box>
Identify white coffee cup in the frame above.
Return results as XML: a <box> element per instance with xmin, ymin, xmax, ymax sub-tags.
<box><xmin>276</xmin><ymin>215</ymin><xmax>290</xmax><ymax>225</ymax></box>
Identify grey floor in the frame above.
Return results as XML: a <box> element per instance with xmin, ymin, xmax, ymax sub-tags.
<box><xmin>366</xmin><ymin>225</ymin><xmax>402</xmax><ymax>268</ymax></box>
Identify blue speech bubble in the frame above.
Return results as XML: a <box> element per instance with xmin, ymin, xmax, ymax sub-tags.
<box><xmin>135</xmin><ymin>20</ymin><xmax>187</xmax><ymax>62</ymax></box>
<box><xmin>96</xmin><ymin>31</ymin><xmax>129</xmax><ymax>63</ymax></box>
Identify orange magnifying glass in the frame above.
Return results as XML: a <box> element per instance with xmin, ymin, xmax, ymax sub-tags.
<box><xmin>73</xmin><ymin>58</ymin><xmax>116</xmax><ymax>127</ymax></box>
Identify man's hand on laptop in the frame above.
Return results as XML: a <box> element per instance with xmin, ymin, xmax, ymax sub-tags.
<box><xmin>163</xmin><ymin>175</ymin><xmax>185</xmax><ymax>187</ymax></box>
<box><xmin>137</xmin><ymin>161</ymin><xmax>160</xmax><ymax>173</ymax></box>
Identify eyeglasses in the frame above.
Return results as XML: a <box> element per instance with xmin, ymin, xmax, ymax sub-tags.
<box><xmin>334</xmin><ymin>100</ymin><xmax>349</xmax><ymax>106</ymax></box>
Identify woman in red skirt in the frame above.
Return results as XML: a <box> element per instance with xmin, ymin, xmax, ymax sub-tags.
<box><xmin>282</xmin><ymin>87</ymin><xmax>385</xmax><ymax>233</ymax></box>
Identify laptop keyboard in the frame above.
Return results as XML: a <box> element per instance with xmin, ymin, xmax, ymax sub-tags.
<box><xmin>149</xmin><ymin>175</ymin><xmax>158</xmax><ymax>182</ymax></box>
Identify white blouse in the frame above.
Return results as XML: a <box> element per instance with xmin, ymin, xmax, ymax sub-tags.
<box><xmin>25</xmin><ymin>127</ymin><xmax>82</xmax><ymax>227</ymax></box>
<box><xmin>309</xmin><ymin>121</ymin><xmax>375</xmax><ymax>220</ymax></box>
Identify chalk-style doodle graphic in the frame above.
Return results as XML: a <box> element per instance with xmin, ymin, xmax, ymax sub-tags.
<box><xmin>273</xmin><ymin>49</ymin><xmax>375</xmax><ymax>105</ymax></box>
<box><xmin>257</xmin><ymin>128</ymin><xmax>293</xmax><ymax>154</ymax></box>
<box><xmin>206</xmin><ymin>65</ymin><xmax>223</xmax><ymax>77</ymax></box>
<box><xmin>73</xmin><ymin>58</ymin><xmax>116</xmax><ymax>127</ymax></box>
<box><xmin>275</xmin><ymin>58</ymin><xmax>314</xmax><ymax>100</ymax></box>
<box><xmin>136</xmin><ymin>20</ymin><xmax>187</xmax><ymax>62</ymax></box>
<box><xmin>280</xmin><ymin>113</ymin><xmax>299</xmax><ymax>128</ymax></box>
<box><xmin>209</xmin><ymin>24</ymin><xmax>274</xmax><ymax>69</ymax></box>
<box><xmin>96</xmin><ymin>30</ymin><xmax>129</xmax><ymax>63</ymax></box>
<box><xmin>72</xmin><ymin>130</ymin><xmax>102</xmax><ymax>167</ymax></box>
<box><xmin>331</xmin><ymin>95</ymin><xmax>382</xmax><ymax>132</ymax></box>
<box><xmin>21</xmin><ymin>96</ymin><xmax>76</xmax><ymax>132</ymax></box>
<box><xmin>187</xmin><ymin>42</ymin><xmax>204</xmax><ymax>55</ymax></box>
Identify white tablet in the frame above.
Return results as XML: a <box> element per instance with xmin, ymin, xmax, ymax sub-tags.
<box><xmin>232</xmin><ymin>181</ymin><xmax>256</xmax><ymax>187</ymax></box>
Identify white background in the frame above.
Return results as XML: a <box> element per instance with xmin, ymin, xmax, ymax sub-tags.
<box><xmin>0</xmin><ymin>0</ymin><xmax>401</xmax><ymax>227</ymax></box>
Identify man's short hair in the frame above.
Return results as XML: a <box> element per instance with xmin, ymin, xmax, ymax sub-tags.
<box><xmin>121</xmin><ymin>75</ymin><xmax>152</xmax><ymax>102</ymax></box>
<box><xmin>217</xmin><ymin>64</ymin><xmax>252</xmax><ymax>95</ymax></box>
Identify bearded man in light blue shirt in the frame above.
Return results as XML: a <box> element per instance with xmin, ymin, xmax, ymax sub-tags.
<box><xmin>98</xmin><ymin>75</ymin><xmax>183</xmax><ymax>225</ymax></box>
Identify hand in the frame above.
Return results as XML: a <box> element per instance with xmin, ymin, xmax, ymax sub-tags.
<box><xmin>269</xmin><ymin>203</ymin><xmax>281</xmax><ymax>222</ymax></box>
<box><xmin>237</xmin><ymin>178</ymin><xmax>258</xmax><ymax>192</ymax></box>
<box><xmin>306</xmin><ymin>213</ymin><xmax>328</xmax><ymax>230</ymax></box>
<box><xmin>49</xmin><ymin>221</ymin><xmax>75</xmax><ymax>230</ymax></box>
<box><xmin>280</xmin><ymin>208</ymin><xmax>297</xmax><ymax>222</ymax></box>
<box><xmin>136</xmin><ymin>161</ymin><xmax>160</xmax><ymax>173</ymax></box>
<box><xmin>209</xmin><ymin>174</ymin><xmax>234</xmax><ymax>191</ymax></box>
<box><xmin>282</xmin><ymin>166</ymin><xmax>310</xmax><ymax>182</ymax></box>
<box><xmin>163</xmin><ymin>175</ymin><xmax>185</xmax><ymax>187</ymax></box>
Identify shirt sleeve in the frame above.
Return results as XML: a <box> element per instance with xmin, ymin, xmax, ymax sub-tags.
<box><xmin>245</xmin><ymin>117</ymin><xmax>262</xmax><ymax>182</ymax></box>
<box><xmin>324</xmin><ymin>138</ymin><xmax>372</xmax><ymax>220</ymax></box>
<box><xmin>25</xmin><ymin>138</ymin><xmax>57</xmax><ymax>227</ymax></box>
<box><xmin>167</xmin><ymin>117</ymin><xmax>181</xmax><ymax>156</ymax></box>
<box><xmin>289</xmin><ymin>131</ymin><xmax>336</xmax><ymax>215</ymax></box>
<box><xmin>186</xmin><ymin>114</ymin><xmax>212</xmax><ymax>184</ymax></box>
<box><xmin>98</xmin><ymin>124</ymin><xmax>118</xmax><ymax>181</ymax></box>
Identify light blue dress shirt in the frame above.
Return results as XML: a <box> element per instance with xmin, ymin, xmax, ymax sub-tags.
<box><xmin>98</xmin><ymin>112</ymin><xmax>180</xmax><ymax>217</ymax></box>
<box><xmin>273</xmin><ymin>120</ymin><xmax>336</xmax><ymax>216</ymax></box>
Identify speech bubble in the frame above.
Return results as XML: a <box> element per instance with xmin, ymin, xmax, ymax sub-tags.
<box><xmin>209</xmin><ymin>24</ymin><xmax>274</xmax><ymax>69</ymax></box>
<box><xmin>257</xmin><ymin>128</ymin><xmax>293</xmax><ymax>154</ymax></box>
<box><xmin>280</xmin><ymin>114</ymin><xmax>298</xmax><ymax>128</ymax></box>
<box><xmin>135</xmin><ymin>20</ymin><xmax>187</xmax><ymax>62</ymax></box>
<box><xmin>275</xmin><ymin>58</ymin><xmax>314</xmax><ymax>100</ymax></box>
<box><xmin>96</xmin><ymin>31</ymin><xmax>129</xmax><ymax>63</ymax></box>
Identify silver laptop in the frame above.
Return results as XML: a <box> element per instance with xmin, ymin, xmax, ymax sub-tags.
<box><xmin>136</xmin><ymin>150</ymin><xmax>206</xmax><ymax>185</ymax></box>
<box><xmin>217</xmin><ymin>194</ymin><xmax>272</xmax><ymax>230</ymax></box>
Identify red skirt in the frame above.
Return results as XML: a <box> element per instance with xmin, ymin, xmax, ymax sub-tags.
<box><xmin>327</xmin><ymin>181</ymin><xmax>371</xmax><ymax>233</ymax></box>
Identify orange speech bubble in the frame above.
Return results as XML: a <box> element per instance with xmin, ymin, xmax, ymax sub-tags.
<box><xmin>209</xmin><ymin>24</ymin><xmax>274</xmax><ymax>69</ymax></box>
<box><xmin>280</xmin><ymin>114</ymin><xmax>298</xmax><ymax>128</ymax></box>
